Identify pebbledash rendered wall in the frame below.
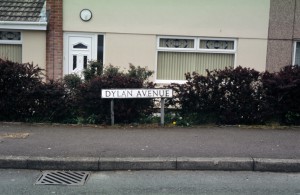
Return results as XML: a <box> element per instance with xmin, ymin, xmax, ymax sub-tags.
<box><xmin>266</xmin><ymin>0</ymin><xmax>300</xmax><ymax>72</ymax></box>
<box><xmin>62</xmin><ymin>0</ymin><xmax>270</xmax><ymax>76</ymax></box>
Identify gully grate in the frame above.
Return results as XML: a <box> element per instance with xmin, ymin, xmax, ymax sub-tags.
<box><xmin>35</xmin><ymin>171</ymin><xmax>90</xmax><ymax>186</ymax></box>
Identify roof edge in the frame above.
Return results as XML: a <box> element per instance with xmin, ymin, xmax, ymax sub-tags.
<box><xmin>0</xmin><ymin>21</ymin><xmax>47</xmax><ymax>31</ymax></box>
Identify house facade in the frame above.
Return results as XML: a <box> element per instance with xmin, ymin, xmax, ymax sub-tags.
<box><xmin>1</xmin><ymin>0</ymin><xmax>300</xmax><ymax>83</ymax></box>
<box><xmin>0</xmin><ymin>0</ymin><xmax>47</xmax><ymax>70</ymax></box>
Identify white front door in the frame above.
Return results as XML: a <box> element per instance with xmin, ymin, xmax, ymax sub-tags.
<box><xmin>64</xmin><ymin>33</ymin><xmax>97</xmax><ymax>75</ymax></box>
<box><xmin>68</xmin><ymin>36</ymin><xmax>92</xmax><ymax>74</ymax></box>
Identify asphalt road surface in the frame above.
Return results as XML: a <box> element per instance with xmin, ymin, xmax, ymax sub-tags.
<box><xmin>1</xmin><ymin>169</ymin><xmax>300</xmax><ymax>195</ymax></box>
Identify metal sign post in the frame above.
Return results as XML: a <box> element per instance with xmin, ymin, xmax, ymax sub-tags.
<box><xmin>160</xmin><ymin>98</ymin><xmax>165</xmax><ymax>126</ymax></box>
<box><xmin>111</xmin><ymin>99</ymin><xmax>114</xmax><ymax>126</ymax></box>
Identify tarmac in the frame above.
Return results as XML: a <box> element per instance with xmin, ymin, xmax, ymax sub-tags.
<box><xmin>0</xmin><ymin>122</ymin><xmax>300</xmax><ymax>172</ymax></box>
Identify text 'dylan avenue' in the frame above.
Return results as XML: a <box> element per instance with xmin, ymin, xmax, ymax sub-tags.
<box><xmin>101</xmin><ymin>89</ymin><xmax>173</xmax><ymax>99</ymax></box>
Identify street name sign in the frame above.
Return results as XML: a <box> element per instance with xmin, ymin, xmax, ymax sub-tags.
<box><xmin>101</xmin><ymin>88</ymin><xmax>173</xmax><ymax>126</ymax></box>
<box><xmin>101</xmin><ymin>89</ymin><xmax>173</xmax><ymax>99</ymax></box>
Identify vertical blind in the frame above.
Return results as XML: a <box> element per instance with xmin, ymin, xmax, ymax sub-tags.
<box><xmin>157</xmin><ymin>51</ymin><xmax>234</xmax><ymax>80</ymax></box>
<box><xmin>0</xmin><ymin>44</ymin><xmax>22</xmax><ymax>63</ymax></box>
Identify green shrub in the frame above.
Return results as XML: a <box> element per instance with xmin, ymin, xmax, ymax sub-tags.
<box><xmin>29</xmin><ymin>80</ymin><xmax>73</xmax><ymax>123</ymax></box>
<box><xmin>211</xmin><ymin>66</ymin><xmax>269</xmax><ymax>124</ymax></box>
<box><xmin>127</xmin><ymin>64</ymin><xmax>154</xmax><ymax>81</ymax></box>
<box><xmin>168</xmin><ymin>66</ymin><xmax>270</xmax><ymax>125</ymax></box>
<box><xmin>4</xmin><ymin>57</ymin><xmax>298</xmax><ymax>126</ymax></box>
<box><xmin>0</xmin><ymin>59</ymin><xmax>76</xmax><ymax>123</ymax></box>
<box><xmin>0</xmin><ymin>59</ymin><xmax>43</xmax><ymax>121</ymax></box>
<box><xmin>78</xmin><ymin>64</ymin><xmax>155</xmax><ymax>124</ymax></box>
<box><xmin>83</xmin><ymin>61</ymin><xmax>103</xmax><ymax>81</ymax></box>
<box><xmin>262</xmin><ymin>65</ymin><xmax>300</xmax><ymax>125</ymax></box>
<box><xmin>168</xmin><ymin>65</ymin><xmax>300</xmax><ymax>125</ymax></box>
<box><xmin>64</xmin><ymin>74</ymin><xmax>82</xmax><ymax>90</ymax></box>
<box><xmin>103</xmin><ymin>64</ymin><xmax>122</xmax><ymax>77</ymax></box>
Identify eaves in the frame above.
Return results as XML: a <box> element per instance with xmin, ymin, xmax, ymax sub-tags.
<box><xmin>0</xmin><ymin>21</ymin><xmax>47</xmax><ymax>31</ymax></box>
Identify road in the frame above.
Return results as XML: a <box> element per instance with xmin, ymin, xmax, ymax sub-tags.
<box><xmin>1</xmin><ymin>169</ymin><xmax>300</xmax><ymax>194</ymax></box>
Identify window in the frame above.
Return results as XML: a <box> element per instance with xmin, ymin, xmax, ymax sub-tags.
<box><xmin>159</xmin><ymin>38</ymin><xmax>195</xmax><ymax>49</ymax></box>
<box><xmin>0</xmin><ymin>31</ymin><xmax>22</xmax><ymax>63</ymax></box>
<box><xmin>294</xmin><ymin>41</ymin><xmax>300</xmax><ymax>65</ymax></box>
<box><xmin>73</xmin><ymin>55</ymin><xmax>77</xmax><ymax>70</ymax></box>
<box><xmin>97</xmin><ymin>35</ymin><xmax>104</xmax><ymax>63</ymax></box>
<box><xmin>73</xmin><ymin>43</ymin><xmax>88</xmax><ymax>49</ymax></box>
<box><xmin>0</xmin><ymin>31</ymin><xmax>21</xmax><ymax>41</ymax></box>
<box><xmin>157</xmin><ymin>36</ymin><xmax>236</xmax><ymax>82</ymax></box>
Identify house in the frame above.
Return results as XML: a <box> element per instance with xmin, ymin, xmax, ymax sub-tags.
<box><xmin>0</xmin><ymin>0</ymin><xmax>47</xmax><ymax>71</ymax></box>
<box><xmin>1</xmin><ymin>0</ymin><xmax>300</xmax><ymax>83</ymax></box>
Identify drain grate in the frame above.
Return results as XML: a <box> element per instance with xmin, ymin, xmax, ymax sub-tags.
<box><xmin>35</xmin><ymin>171</ymin><xmax>90</xmax><ymax>186</ymax></box>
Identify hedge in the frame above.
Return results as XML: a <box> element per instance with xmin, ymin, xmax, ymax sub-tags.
<box><xmin>66</xmin><ymin>64</ymin><xmax>153</xmax><ymax>124</ymax></box>
<box><xmin>77</xmin><ymin>71</ymin><xmax>155</xmax><ymax>124</ymax></box>
<box><xmin>1</xmin><ymin>58</ymin><xmax>299</xmax><ymax>125</ymax></box>
<box><xmin>0</xmin><ymin>59</ymin><xmax>73</xmax><ymax>122</ymax></box>
<box><xmin>0</xmin><ymin>59</ymin><xmax>42</xmax><ymax>121</ymax></box>
<box><xmin>168</xmin><ymin>66</ymin><xmax>300</xmax><ymax>125</ymax></box>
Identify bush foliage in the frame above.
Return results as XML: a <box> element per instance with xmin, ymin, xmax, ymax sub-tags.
<box><xmin>0</xmin><ymin>59</ymin><xmax>71</xmax><ymax>122</ymax></box>
<box><xmin>168</xmin><ymin>66</ymin><xmax>300</xmax><ymax>125</ymax></box>
<box><xmin>77</xmin><ymin>63</ymin><xmax>155</xmax><ymax>124</ymax></box>
<box><xmin>82</xmin><ymin>61</ymin><xmax>103</xmax><ymax>81</ymax></box>
<box><xmin>1</xmin><ymin>58</ymin><xmax>299</xmax><ymax>125</ymax></box>
<box><xmin>29</xmin><ymin>81</ymin><xmax>73</xmax><ymax>122</ymax></box>
<box><xmin>262</xmin><ymin>65</ymin><xmax>300</xmax><ymax>125</ymax></box>
<box><xmin>78</xmin><ymin>77</ymin><xmax>153</xmax><ymax>123</ymax></box>
<box><xmin>0</xmin><ymin>59</ymin><xmax>42</xmax><ymax>121</ymax></box>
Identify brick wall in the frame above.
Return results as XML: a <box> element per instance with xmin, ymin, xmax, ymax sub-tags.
<box><xmin>46</xmin><ymin>0</ymin><xmax>63</xmax><ymax>80</ymax></box>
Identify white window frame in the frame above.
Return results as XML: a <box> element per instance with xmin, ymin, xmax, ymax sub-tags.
<box><xmin>293</xmin><ymin>41</ymin><xmax>300</xmax><ymax>65</ymax></box>
<box><xmin>0</xmin><ymin>30</ymin><xmax>22</xmax><ymax>44</ymax></box>
<box><xmin>156</xmin><ymin>36</ymin><xmax>237</xmax><ymax>84</ymax></box>
<box><xmin>198</xmin><ymin>37</ymin><xmax>237</xmax><ymax>53</ymax></box>
<box><xmin>157</xmin><ymin>36</ymin><xmax>197</xmax><ymax>51</ymax></box>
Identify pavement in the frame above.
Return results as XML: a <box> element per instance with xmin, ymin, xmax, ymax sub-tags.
<box><xmin>0</xmin><ymin>122</ymin><xmax>300</xmax><ymax>172</ymax></box>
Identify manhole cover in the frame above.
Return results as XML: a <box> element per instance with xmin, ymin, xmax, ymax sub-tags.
<box><xmin>35</xmin><ymin>171</ymin><xmax>90</xmax><ymax>186</ymax></box>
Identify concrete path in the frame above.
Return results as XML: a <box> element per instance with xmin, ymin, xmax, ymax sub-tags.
<box><xmin>0</xmin><ymin>123</ymin><xmax>299</xmax><ymax>172</ymax></box>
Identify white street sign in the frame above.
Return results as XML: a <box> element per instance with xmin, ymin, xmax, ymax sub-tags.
<box><xmin>101</xmin><ymin>89</ymin><xmax>173</xmax><ymax>99</ymax></box>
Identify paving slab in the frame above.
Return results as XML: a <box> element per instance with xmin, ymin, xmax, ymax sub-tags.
<box><xmin>0</xmin><ymin>123</ymin><xmax>300</xmax><ymax>172</ymax></box>
<box><xmin>0</xmin><ymin>123</ymin><xmax>299</xmax><ymax>159</ymax></box>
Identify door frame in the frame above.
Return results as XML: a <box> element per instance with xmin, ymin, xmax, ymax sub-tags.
<box><xmin>63</xmin><ymin>32</ymin><xmax>98</xmax><ymax>75</ymax></box>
